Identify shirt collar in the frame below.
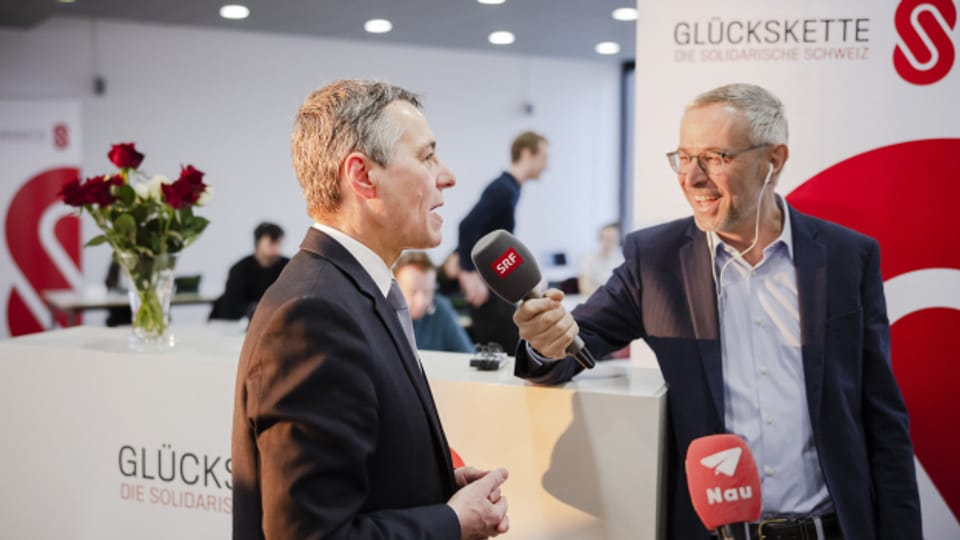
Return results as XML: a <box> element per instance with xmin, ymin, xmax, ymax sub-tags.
<box><xmin>708</xmin><ymin>194</ymin><xmax>794</xmax><ymax>264</ymax></box>
<box><xmin>312</xmin><ymin>223</ymin><xmax>393</xmax><ymax>298</ymax></box>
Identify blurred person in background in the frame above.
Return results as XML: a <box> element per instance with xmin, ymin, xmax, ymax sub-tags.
<box><xmin>394</xmin><ymin>251</ymin><xmax>474</xmax><ymax>353</ymax></box>
<box><xmin>457</xmin><ymin>131</ymin><xmax>549</xmax><ymax>351</ymax></box>
<box><xmin>209</xmin><ymin>222</ymin><xmax>288</xmax><ymax>320</ymax></box>
<box><xmin>578</xmin><ymin>222</ymin><xmax>624</xmax><ymax>296</ymax></box>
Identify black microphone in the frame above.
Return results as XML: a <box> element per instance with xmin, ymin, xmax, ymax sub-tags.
<box><xmin>470</xmin><ymin>229</ymin><xmax>596</xmax><ymax>369</ymax></box>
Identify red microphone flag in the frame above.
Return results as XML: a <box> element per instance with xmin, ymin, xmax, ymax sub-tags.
<box><xmin>684</xmin><ymin>434</ymin><xmax>762</xmax><ymax>530</ymax></box>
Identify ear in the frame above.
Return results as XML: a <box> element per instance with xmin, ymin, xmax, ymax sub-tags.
<box><xmin>769</xmin><ymin>144</ymin><xmax>789</xmax><ymax>177</ymax></box>
<box><xmin>342</xmin><ymin>151</ymin><xmax>378</xmax><ymax>200</ymax></box>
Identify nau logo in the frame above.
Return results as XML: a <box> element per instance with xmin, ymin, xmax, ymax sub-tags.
<box><xmin>893</xmin><ymin>0</ymin><xmax>957</xmax><ymax>85</ymax></box>
<box><xmin>700</xmin><ymin>446</ymin><xmax>754</xmax><ymax>505</ymax></box>
<box><xmin>700</xmin><ymin>447</ymin><xmax>742</xmax><ymax>477</ymax></box>
<box><xmin>492</xmin><ymin>247</ymin><xmax>523</xmax><ymax>279</ymax></box>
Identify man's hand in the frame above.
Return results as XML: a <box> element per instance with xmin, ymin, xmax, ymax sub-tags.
<box><xmin>448</xmin><ymin>467</ymin><xmax>509</xmax><ymax>540</ymax></box>
<box><xmin>459</xmin><ymin>271</ymin><xmax>490</xmax><ymax>307</ymax></box>
<box><xmin>455</xmin><ymin>466</ymin><xmax>502</xmax><ymax>504</ymax></box>
<box><xmin>513</xmin><ymin>288</ymin><xmax>578</xmax><ymax>359</ymax></box>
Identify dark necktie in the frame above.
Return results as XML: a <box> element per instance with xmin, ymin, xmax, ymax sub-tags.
<box><xmin>387</xmin><ymin>280</ymin><xmax>421</xmax><ymax>367</ymax></box>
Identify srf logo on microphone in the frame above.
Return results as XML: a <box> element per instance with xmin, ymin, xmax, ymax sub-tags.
<box><xmin>492</xmin><ymin>247</ymin><xmax>523</xmax><ymax>278</ymax></box>
<box><xmin>893</xmin><ymin>0</ymin><xmax>957</xmax><ymax>85</ymax></box>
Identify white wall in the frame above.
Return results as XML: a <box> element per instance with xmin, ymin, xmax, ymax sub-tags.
<box><xmin>0</xmin><ymin>16</ymin><xmax>621</xmax><ymax>320</ymax></box>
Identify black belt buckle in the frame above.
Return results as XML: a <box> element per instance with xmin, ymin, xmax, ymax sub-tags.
<box><xmin>757</xmin><ymin>517</ymin><xmax>789</xmax><ymax>540</ymax></box>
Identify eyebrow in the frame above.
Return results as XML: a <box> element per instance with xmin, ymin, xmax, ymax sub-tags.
<box><xmin>417</xmin><ymin>140</ymin><xmax>437</xmax><ymax>155</ymax></box>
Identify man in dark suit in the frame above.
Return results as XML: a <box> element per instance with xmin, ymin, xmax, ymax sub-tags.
<box><xmin>232</xmin><ymin>80</ymin><xmax>509</xmax><ymax>540</ymax></box>
<box><xmin>513</xmin><ymin>84</ymin><xmax>921</xmax><ymax>539</ymax></box>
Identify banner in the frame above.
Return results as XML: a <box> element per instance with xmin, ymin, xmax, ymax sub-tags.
<box><xmin>633</xmin><ymin>1</ymin><xmax>958</xmax><ymax>536</ymax></box>
<box><xmin>0</xmin><ymin>101</ymin><xmax>82</xmax><ymax>337</ymax></box>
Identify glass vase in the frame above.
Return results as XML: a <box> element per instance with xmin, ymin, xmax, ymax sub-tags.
<box><xmin>115</xmin><ymin>251</ymin><xmax>177</xmax><ymax>350</ymax></box>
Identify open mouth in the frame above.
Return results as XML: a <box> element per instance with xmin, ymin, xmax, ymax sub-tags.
<box><xmin>692</xmin><ymin>193</ymin><xmax>720</xmax><ymax>211</ymax></box>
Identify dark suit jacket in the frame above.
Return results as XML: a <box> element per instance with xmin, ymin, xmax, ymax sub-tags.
<box><xmin>232</xmin><ymin>228</ymin><xmax>459</xmax><ymax>539</ymax></box>
<box><xmin>516</xmin><ymin>207</ymin><xmax>921</xmax><ymax>540</ymax></box>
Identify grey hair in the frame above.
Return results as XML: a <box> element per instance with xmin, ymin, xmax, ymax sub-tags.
<box><xmin>688</xmin><ymin>83</ymin><xmax>788</xmax><ymax>145</ymax></box>
<box><xmin>291</xmin><ymin>80</ymin><xmax>421</xmax><ymax>216</ymax></box>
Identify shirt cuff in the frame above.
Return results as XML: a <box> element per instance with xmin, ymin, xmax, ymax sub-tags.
<box><xmin>525</xmin><ymin>342</ymin><xmax>560</xmax><ymax>366</ymax></box>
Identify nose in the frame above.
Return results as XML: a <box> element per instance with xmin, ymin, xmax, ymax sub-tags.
<box><xmin>680</xmin><ymin>162</ymin><xmax>709</xmax><ymax>188</ymax></box>
<box><xmin>437</xmin><ymin>160</ymin><xmax>456</xmax><ymax>189</ymax></box>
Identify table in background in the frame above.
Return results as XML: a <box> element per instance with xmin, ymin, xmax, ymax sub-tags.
<box><xmin>41</xmin><ymin>288</ymin><xmax>218</xmax><ymax>328</ymax></box>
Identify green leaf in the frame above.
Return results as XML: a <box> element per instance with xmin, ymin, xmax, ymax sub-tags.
<box><xmin>84</xmin><ymin>235</ymin><xmax>109</xmax><ymax>247</ymax></box>
<box><xmin>117</xmin><ymin>184</ymin><xmax>136</xmax><ymax>206</ymax></box>
<box><xmin>113</xmin><ymin>213</ymin><xmax>136</xmax><ymax>240</ymax></box>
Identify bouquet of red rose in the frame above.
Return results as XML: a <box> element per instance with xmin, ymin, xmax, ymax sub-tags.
<box><xmin>59</xmin><ymin>143</ymin><xmax>212</xmax><ymax>345</ymax></box>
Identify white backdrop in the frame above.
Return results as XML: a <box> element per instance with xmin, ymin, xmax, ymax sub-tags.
<box><xmin>632</xmin><ymin>1</ymin><xmax>959</xmax><ymax>537</ymax></box>
<box><xmin>0</xmin><ymin>16</ymin><xmax>622</xmax><ymax>331</ymax></box>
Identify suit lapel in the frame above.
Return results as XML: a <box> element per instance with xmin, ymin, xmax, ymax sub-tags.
<box><xmin>679</xmin><ymin>224</ymin><xmax>725</xmax><ymax>430</ymax></box>
<box><xmin>791</xmin><ymin>210</ymin><xmax>827</xmax><ymax>432</ymax></box>
<box><xmin>300</xmin><ymin>228</ymin><xmax>456</xmax><ymax>493</ymax></box>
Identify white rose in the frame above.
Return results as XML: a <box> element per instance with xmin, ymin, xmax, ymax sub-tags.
<box><xmin>148</xmin><ymin>175</ymin><xmax>169</xmax><ymax>202</ymax></box>
<box><xmin>197</xmin><ymin>185</ymin><xmax>214</xmax><ymax>206</ymax></box>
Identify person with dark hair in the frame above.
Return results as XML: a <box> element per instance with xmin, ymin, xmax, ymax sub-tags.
<box><xmin>393</xmin><ymin>251</ymin><xmax>474</xmax><ymax>354</ymax></box>
<box><xmin>209</xmin><ymin>222</ymin><xmax>288</xmax><ymax>320</ymax></box>
<box><xmin>457</xmin><ymin>131</ymin><xmax>549</xmax><ymax>351</ymax></box>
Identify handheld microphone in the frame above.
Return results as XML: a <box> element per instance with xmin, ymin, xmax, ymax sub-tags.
<box><xmin>685</xmin><ymin>434</ymin><xmax>762</xmax><ymax>539</ymax></box>
<box><xmin>470</xmin><ymin>229</ymin><xmax>596</xmax><ymax>369</ymax></box>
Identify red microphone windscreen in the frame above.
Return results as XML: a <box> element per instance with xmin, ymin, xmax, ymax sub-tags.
<box><xmin>684</xmin><ymin>434</ymin><xmax>762</xmax><ymax>530</ymax></box>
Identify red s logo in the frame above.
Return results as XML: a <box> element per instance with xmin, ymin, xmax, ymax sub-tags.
<box><xmin>53</xmin><ymin>123</ymin><xmax>69</xmax><ymax>150</ymax></box>
<box><xmin>893</xmin><ymin>0</ymin><xmax>957</xmax><ymax>85</ymax></box>
<box><xmin>4</xmin><ymin>168</ymin><xmax>82</xmax><ymax>335</ymax></box>
<box><xmin>787</xmin><ymin>139</ymin><xmax>960</xmax><ymax>521</ymax></box>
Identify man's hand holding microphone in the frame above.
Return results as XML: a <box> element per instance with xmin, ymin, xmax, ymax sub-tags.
<box><xmin>470</xmin><ymin>230</ymin><xmax>596</xmax><ymax>369</ymax></box>
<box><xmin>512</xmin><ymin>288</ymin><xmax>580</xmax><ymax>360</ymax></box>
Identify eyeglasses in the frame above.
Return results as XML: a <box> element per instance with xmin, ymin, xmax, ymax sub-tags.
<box><xmin>666</xmin><ymin>144</ymin><xmax>769</xmax><ymax>176</ymax></box>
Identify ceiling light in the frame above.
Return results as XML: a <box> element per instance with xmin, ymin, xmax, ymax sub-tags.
<box><xmin>612</xmin><ymin>7</ymin><xmax>638</xmax><ymax>21</ymax></box>
<box><xmin>364</xmin><ymin>18</ymin><xmax>393</xmax><ymax>33</ymax></box>
<box><xmin>595</xmin><ymin>41</ymin><xmax>621</xmax><ymax>55</ymax></box>
<box><xmin>219</xmin><ymin>5</ymin><xmax>250</xmax><ymax>20</ymax></box>
<box><xmin>478</xmin><ymin>0</ymin><xmax>507</xmax><ymax>5</ymax></box>
<box><xmin>57</xmin><ymin>0</ymin><xmax>76</xmax><ymax>3</ymax></box>
<box><xmin>488</xmin><ymin>31</ymin><xmax>515</xmax><ymax>45</ymax></box>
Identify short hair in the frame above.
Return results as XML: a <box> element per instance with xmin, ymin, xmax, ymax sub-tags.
<box><xmin>510</xmin><ymin>131</ymin><xmax>547</xmax><ymax>163</ymax></box>
<box><xmin>687</xmin><ymin>83</ymin><xmax>788</xmax><ymax>145</ymax></box>
<box><xmin>291</xmin><ymin>80</ymin><xmax>421</xmax><ymax>217</ymax></box>
<box><xmin>393</xmin><ymin>251</ymin><xmax>435</xmax><ymax>275</ymax></box>
<box><xmin>254</xmin><ymin>222</ymin><xmax>284</xmax><ymax>244</ymax></box>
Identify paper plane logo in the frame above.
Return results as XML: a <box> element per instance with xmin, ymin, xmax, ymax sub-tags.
<box><xmin>700</xmin><ymin>447</ymin><xmax>742</xmax><ymax>477</ymax></box>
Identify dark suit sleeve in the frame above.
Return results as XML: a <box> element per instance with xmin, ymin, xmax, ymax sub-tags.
<box><xmin>858</xmin><ymin>240</ymin><xmax>922</xmax><ymax>538</ymax></box>
<box><xmin>245</xmin><ymin>296</ymin><xmax>460</xmax><ymax>539</ymax></box>
<box><xmin>458</xmin><ymin>183</ymin><xmax>513</xmax><ymax>272</ymax></box>
<box><xmin>514</xmin><ymin>235</ymin><xmax>646</xmax><ymax>385</ymax></box>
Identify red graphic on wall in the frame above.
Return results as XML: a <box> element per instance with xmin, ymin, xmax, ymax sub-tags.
<box><xmin>5</xmin><ymin>167</ymin><xmax>82</xmax><ymax>335</ymax></box>
<box><xmin>787</xmin><ymin>138</ymin><xmax>960</xmax><ymax>520</ymax></box>
<box><xmin>53</xmin><ymin>123</ymin><xmax>69</xmax><ymax>150</ymax></box>
<box><xmin>894</xmin><ymin>0</ymin><xmax>957</xmax><ymax>85</ymax></box>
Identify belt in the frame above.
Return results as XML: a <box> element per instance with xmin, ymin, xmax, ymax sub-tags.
<box><xmin>725</xmin><ymin>513</ymin><xmax>842</xmax><ymax>540</ymax></box>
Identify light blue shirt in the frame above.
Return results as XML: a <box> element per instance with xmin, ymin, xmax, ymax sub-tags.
<box><xmin>710</xmin><ymin>198</ymin><xmax>833</xmax><ymax>518</ymax></box>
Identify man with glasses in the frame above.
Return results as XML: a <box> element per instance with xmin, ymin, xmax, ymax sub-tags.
<box><xmin>511</xmin><ymin>83</ymin><xmax>921</xmax><ymax>539</ymax></box>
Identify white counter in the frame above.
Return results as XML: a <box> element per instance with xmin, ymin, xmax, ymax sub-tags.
<box><xmin>0</xmin><ymin>325</ymin><xmax>666</xmax><ymax>539</ymax></box>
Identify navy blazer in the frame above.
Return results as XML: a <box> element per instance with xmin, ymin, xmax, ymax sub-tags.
<box><xmin>232</xmin><ymin>228</ymin><xmax>459</xmax><ymax>539</ymax></box>
<box><xmin>516</xmin><ymin>207</ymin><xmax>921</xmax><ymax>539</ymax></box>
